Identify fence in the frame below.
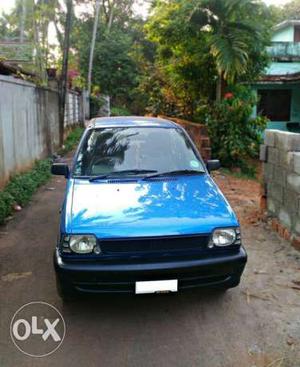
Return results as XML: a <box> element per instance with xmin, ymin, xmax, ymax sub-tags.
<box><xmin>0</xmin><ymin>75</ymin><xmax>85</xmax><ymax>187</ymax></box>
<box><xmin>260</xmin><ymin>130</ymin><xmax>300</xmax><ymax>248</ymax></box>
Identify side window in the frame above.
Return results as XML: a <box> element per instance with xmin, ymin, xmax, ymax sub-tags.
<box><xmin>73</xmin><ymin>130</ymin><xmax>95</xmax><ymax>176</ymax></box>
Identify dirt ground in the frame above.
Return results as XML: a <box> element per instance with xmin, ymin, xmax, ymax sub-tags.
<box><xmin>0</xmin><ymin>169</ymin><xmax>299</xmax><ymax>367</ymax></box>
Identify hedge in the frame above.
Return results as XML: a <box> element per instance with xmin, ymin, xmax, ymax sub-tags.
<box><xmin>0</xmin><ymin>159</ymin><xmax>52</xmax><ymax>224</ymax></box>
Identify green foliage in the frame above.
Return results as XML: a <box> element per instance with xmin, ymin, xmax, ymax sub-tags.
<box><xmin>0</xmin><ymin>159</ymin><xmax>52</xmax><ymax>224</ymax></box>
<box><xmin>190</xmin><ymin>0</ymin><xmax>271</xmax><ymax>82</ymax></box>
<box><xmin>204</xmin><ymin>86</ymin><xmax>268</xmax><ymax>169</ymax></box>
<box><xmin>0</xmin><ymin>0</ymin><xmax>62</xmax><ymax>81</ymax></box>
<box><xmin>59</xmin><ymin>127</ymin><xmax>84</xmax><ymax>155</ymax></box>
<box><xmin>275</xmin><ymin>0</ymin><xmax>300</xmax><ymax>21</ymax></box>
<box><xmin>111</xmin><ymin>106</ymin><xmax>131</xmax><ymax>116</ymax></box>
<box><xmin>72</xmin><ymin>4</ymin><xmax>142</xmax><ymax>111</ymax></box>
<box><xmin>143</xmin><ymin>0</ymin><xmax>271</xmax><ymax>117</ymax></box>
<box><xmin>0</xmin><ymin>191</ymin><xmax>14</xmax><ymax>224</ymax></box>
<box><xmin>90</xmin><ymin>95</ymin><xmax>104</xmax><ymax>118</ymax></box>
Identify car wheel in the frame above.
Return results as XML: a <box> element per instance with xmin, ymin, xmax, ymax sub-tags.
<box><xmin>212</xmin><ymin>276</ymin><xmax>241</xmax><ymax>292</ymax></box>
<box><xmin>56</xmin><ymin>276</ymin><xmax>77</xmax><ymax>302</ymax></box>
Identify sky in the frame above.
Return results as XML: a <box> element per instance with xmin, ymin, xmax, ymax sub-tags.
<box><xmin>263</xmin><ymin>0</ymin><xmax>290</xmax><ymax>4</ymax></box>
<box><xmin>0</xmin><ymin>0</ymin><xmax>295</xmax><ymax>15</ymax></box>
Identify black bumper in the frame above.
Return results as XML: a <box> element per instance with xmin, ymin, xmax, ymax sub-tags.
<box><xmin>54</xmin><ymin>247</ymin><xmax>247</xmax><ymax>294</ymax></box>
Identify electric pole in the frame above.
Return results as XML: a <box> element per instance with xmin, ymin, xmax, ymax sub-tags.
<box><xmin>87</xmin><ymin>0</ymin><xmax>101</xmax><ymax>96</ymax></box>
<box><xmin>20</xmin><ymin>0</ymin><xmax>26</xmax><ymax>42</ymax></box>
<box><xmin>59</xmin><ymin>0</ymin><xmax>73</xmax><ymax>147</ymax></box>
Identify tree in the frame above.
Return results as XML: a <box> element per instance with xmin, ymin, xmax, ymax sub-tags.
<box><xmin>190</xmin><ymin>0</ymin><xmax>271</xmax><ymax>101</ymax></box>
<box><xmin>144</xmin><ymin>0</ymin><xmax>217</xmax><ymax>117</ymax></box>
<box><xmin>0</xmin><ymin>0</ymin><xmax>64</xmax><ymax>81</ymax></box>
<box><xmin>145</xmin><ymin>0</ymin><xmax>270</xmax><ymax>116</ymax></box>
<box><xmin>277</xmin><ymin>0</ymin><xmax>300</xmax><ymax>20</ymax></box>
<box><xmin>72</xmin><ymin>0</ymin><xmax>141</xmax><ymax>109</ymax></box>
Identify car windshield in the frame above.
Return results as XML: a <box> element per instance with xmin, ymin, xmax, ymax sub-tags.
<box><xmin>73</xmin><ymin>127</ymin><xmax>205</xmax><ymax>178</ymax></box>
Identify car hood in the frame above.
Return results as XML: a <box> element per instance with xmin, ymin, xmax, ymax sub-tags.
<box><xmin>64</xmin><ymin>175</ymin><xmax>238</xmax><ymax>238</ymax></box>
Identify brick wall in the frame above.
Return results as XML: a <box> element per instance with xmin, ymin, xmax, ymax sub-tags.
<box><xmin>260</xmin><ymin>130</ymin><xmax>300</xmax><ymax>249</ymax></box>
<box><xmin>159</xmin><ymin>116</ymin><xmax>211</xmax><ymax>161</ymax></box>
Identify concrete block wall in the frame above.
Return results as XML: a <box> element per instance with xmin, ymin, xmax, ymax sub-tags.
<box><xmin>261</xmin><ymin>130</ymin><xmax>300</xmax><ymax>246</ymax></box>
<box><xmin>64</xmin><ymin>90</ymin><xmax>82</xmax><ymax>128</ymax></box>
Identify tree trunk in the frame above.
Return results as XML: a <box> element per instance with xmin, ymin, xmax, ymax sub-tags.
<box><xmin>59</xmin><ymin>0</ymin><xmax>73</xmax><ymax>147</ymax></box>
<box><xmin>216</xmin><ymin>71</ymin><xmax>226</xmax><ymax>102</ymax></box>
<box><xmin>216</xmin><ymin>74</ymin><xmax>222</xmax><ymax>103</ymax></box>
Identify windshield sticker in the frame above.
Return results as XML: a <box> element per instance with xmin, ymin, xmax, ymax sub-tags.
<box><xmin>190</xmin><ymin>160</ymin><xmax>200</xmax><ymax>168</ymax></box>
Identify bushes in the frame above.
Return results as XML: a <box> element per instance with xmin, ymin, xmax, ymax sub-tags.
<box><xmin>203</xmin><ymin>86</ymin><xmax>268</xmax><ymax>172</ymax></box>
<box><xmin>111</xmin><ymin>106</ymin><xmax>131</xmax><ymax>116</ymax></box>
<box><xmin>0</xmin><ymin>159</ymin><xmax>52</xmax><ymax>224</ymax></box>
<box><xmin>0</xmin><ymin>191</ymin><xmax>14</xmax><ymax>222</ymax></box>
<box><xmin>60</xmin><ymin>127</ymin><xmax>84</xmax><ymax>155</ymax></box>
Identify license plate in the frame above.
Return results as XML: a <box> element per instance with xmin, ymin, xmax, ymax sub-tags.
<box><xmin>135</xmin><ymin>279</ymin><xmax>178</xmax><ymax>294</ymax></box>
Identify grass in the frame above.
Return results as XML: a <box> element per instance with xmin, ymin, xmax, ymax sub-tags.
<box><xmin>220</xmin><ymin>167</ymin><xmax>258</xmax><ymax>181</ymax></box>
<box><xmin>59</xmin><ymin>127</ymin><xmax>84</xmax><ymax>155</ymax></box>
<box><xmin>0</xmin><ymin>159</ymin><xmax>52</xmax><ymax>224</ymax></box>
<box><xmin>0</xmin><ymin>126</ymin><xmax>84</xmax><ymax>224</ymax></box>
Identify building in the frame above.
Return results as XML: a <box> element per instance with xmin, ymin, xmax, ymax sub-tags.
<box><xmin>252</xmin><ymin>20</ymin><xmax>300</xmax><ymax>133</ymax></box>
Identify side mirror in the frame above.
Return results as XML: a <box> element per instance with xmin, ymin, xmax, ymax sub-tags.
<box><xmin>51</xmin><ymin>163</ymin><xmax>69</xmax><ymax>178</ymax></box>
<box><xmin>206</xmin><ymin>160</ymin><xmax>221</xmax><ymax>172</ymax></box>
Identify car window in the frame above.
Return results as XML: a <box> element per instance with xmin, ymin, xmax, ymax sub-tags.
<box><xmin>73</xmin><ymin>127</ymin><xmax>204</xmax><ymax>177</ymax></box>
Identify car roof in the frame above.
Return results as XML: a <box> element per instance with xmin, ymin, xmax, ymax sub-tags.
<box><xmin>88</xmin><ymin>116</ymin><xmax>178</xmax><ymax>129</ymax></box>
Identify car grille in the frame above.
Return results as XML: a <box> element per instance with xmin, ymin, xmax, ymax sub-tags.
<box><xmin>100</xmin><ymin>235</ymin><xmax>210</xmax><ymax>254</ymax></box>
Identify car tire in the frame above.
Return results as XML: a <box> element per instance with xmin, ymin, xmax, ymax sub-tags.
<box><xmin>224</xmin><ymin>276</ymin><xmax>241</xmax><ymax>290</ymax></box>
<box><xmin>212</xmin><ymin>276</ymin><xmax>241</xmax><ymax>292</ymax></box>
<box><xmin>56</xmin><ymin>276</ymin><xmax>77</xmax><ymax>302</ymax></box>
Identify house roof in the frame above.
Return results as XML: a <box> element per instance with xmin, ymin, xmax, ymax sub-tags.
<box><xmin>266</xmin><ymin>62</ymin><xmax>300</xmax><ymax>75</ymax></box>
<box><xmin>258</xmin><ymin>62</ymin><xmax>300</xmax><ymax>83</ymax></box>
<box><xmin>90</xmin><ymin>116</ymin><xmax>177</xmax><ymax>129</ymax></box>
<box><xmin>274</xmin><ymin>20</ymin><xmax>300</xmax><ymax>31</ymax></box>
<box><xmin>0</xmin><ymin>60</ymin><xmax>35</xmax><ymax>77</ymax></box>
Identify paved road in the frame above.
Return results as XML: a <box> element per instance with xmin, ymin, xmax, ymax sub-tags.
<box><xmin>0</xmin><ymin>171</ymin><xmax>299</xmax><ymax>367</ymax></box>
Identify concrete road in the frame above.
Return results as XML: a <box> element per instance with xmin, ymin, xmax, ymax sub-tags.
<box><xmin>0</xmin><ymin>172</ymin><xmax>299</xmax><ymax>367</ymax></box>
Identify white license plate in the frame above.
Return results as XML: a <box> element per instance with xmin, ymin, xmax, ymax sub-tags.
<box><xmin>135</xmin><ymin>279</ymin><xmax>178</xmax><ymax>294</ymax></box>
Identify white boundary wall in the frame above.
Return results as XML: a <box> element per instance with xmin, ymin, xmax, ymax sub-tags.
<box><xmin>0</xmin><ymin>75</ymin><xmax>84</xmax><ymax>186</ymax></box>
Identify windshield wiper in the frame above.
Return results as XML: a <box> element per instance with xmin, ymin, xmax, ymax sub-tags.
<box><xmin>89</xmin><ymin>169</ymin><xmax>158</xmax><ymax>182</ymax></box>
<box><xmin>142</xmin><ymin>169</ymin><xmax>205</xmax><ymax>180</ymax></box>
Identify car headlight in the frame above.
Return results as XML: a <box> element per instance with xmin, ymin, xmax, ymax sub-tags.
<box><xmin>212</xmin><ymin>228</ymin><xmax>237</xmax><ymax>247</ymax></box>
<box><xmin>62</xmin><ymin>235</ymin><xmax>98</xmax><ymax>254</ymax></box>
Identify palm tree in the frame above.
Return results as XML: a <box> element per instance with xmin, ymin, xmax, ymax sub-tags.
<box><xmin>190</xmin><ymin>0</ymin><xmax>265</xmax><ymax>101</ymax></box>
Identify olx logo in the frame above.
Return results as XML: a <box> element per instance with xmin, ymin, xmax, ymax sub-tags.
<box><xmin>12</xmin><ymin>316</ymin><xmax>61</xmax><ymax>341</ymax></box>
<box><xmin>10</xmin><ymin>302</ymin><xmax>66</xmax><ymax>357</ymax></box>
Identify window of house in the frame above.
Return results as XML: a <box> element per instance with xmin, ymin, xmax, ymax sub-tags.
<box><xmin>257</xmin><ymin>89</ymin><xmax>291</xmax><ymax>121</ymax></box>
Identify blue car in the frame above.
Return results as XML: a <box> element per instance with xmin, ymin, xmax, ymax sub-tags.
<box><xmin>52</xmin><ymin>116</ymin><xmax>247</xmax><ymax>300</ymax></box>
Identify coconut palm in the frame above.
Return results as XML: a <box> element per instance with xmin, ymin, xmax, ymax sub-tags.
<box><xmin>190</xmin><ymin>0</ymin><xmax>266</xmax><ymax>101</ymax></box>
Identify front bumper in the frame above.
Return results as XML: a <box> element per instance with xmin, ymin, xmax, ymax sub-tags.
<box><xmin>54</xmin><ymin>247</ymin><xmax>247</xmax><ymax>294</ymax></box>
